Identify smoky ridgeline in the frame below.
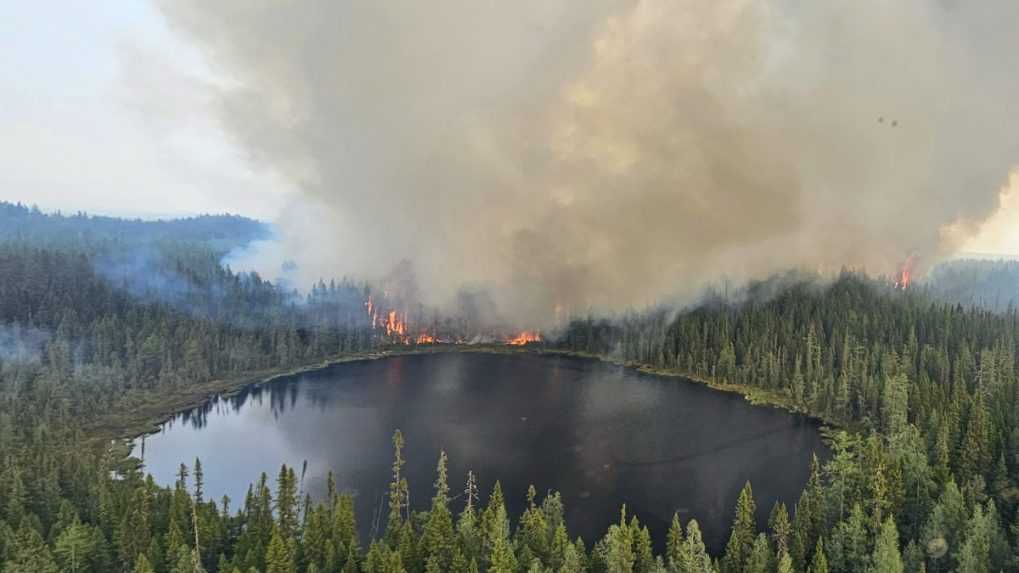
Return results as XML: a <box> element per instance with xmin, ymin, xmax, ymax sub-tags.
<box><xmin>0</xmin><ymin>202</ymin><xmax>1016</xmax><ymax>572</ymax></box>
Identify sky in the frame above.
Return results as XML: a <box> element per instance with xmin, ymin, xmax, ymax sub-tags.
<box><xmin>0</xmin><ymin>1</ymin><xmax>293</xmax><ymax>219</ymax></box>
<box><xmin>1</xmin><ymin>0</ymin><xmax>1018</xmax><ymax>291</ymax></box>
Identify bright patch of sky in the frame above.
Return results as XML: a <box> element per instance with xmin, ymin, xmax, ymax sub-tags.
<box><xmin>0</xmin><ymin>1</ymin><xmax>293</xmax><ymax>220</ymax></box>
<box><xmin>2</xmin><ymin>1</ymin><xmax>1018</xmax><ymax>261</ymax></box>
<box><xmin>957</xmin><ymin>171</ymin><xmax>1019</xmax><ymax>259</ymax></box>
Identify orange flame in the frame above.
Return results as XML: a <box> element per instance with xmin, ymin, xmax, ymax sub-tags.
<box><xmin>416</xmin><ymin>332</ymin><xmax>435</xmax><ymax>344</ymax></box>
<box><xmin>506</xmin><ymin>330</ymin><xmax>541</xmax><ymax>346</ymax></box>
<box><xmin>384</xmin><ymin>310</ymin><xmax>409</xmax><ymax>337</ymax></box>
<box><xmin>895</xmin><ymin>254</ymin><xmax>916</xmax><ymax>289</ymax></box>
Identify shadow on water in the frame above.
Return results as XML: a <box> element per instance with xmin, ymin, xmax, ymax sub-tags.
<box><xmin>612</xmin><ymin>422</ymin><xmax>807</xmax><ymax>467</ymax></box>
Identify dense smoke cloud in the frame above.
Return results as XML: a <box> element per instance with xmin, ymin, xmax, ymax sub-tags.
<box><xmin>159</xmin><ymin>0</ymin><xmax>1019</xmax><ymax>325</ymax></box>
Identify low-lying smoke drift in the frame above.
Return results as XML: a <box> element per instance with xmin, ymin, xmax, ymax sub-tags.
<box><xmin>159</xmin><ymin>0</ymin><xmax>1019</xmax><ymax>326</ymax></box>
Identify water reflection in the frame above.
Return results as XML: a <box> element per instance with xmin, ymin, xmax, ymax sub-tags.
<box><xmin>135</xmin><ymin>353</ymin><xmax>827</xmax><ymax>552</ymax></box>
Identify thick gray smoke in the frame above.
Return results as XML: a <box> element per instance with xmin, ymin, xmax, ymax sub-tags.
<box><xmin>159</xmin><ymin>0</ymin><xmax>1019</xmax><ymax>325</ymax></box>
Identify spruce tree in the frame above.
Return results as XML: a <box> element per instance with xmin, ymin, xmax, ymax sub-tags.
<box><xmin>421</xmin><ymin>451</ymin><xmax>455</xmax><ymax>572</ymax></box>
<box><xmin>666</xmin><ymin>513</ymin><xmax>684</xmax><ymax>568</ymax></box>
<box><xmin>768</xmin><ymin>503</ymin><xmax>791</xmax><ymax>557</ymax></box>
<box><xmin>134</xmin><ymin>553</ymin><xmax>156</xmax><ymax>573</ymax></box>
<box><xmin>680</xmin><ymin>519</ymin><xmax>713</xmax><ymax>573</ymax></box>
<box><xmin>5</xmin><ymin>522</ymin><xmax>60</xmax><ymax>573</ymax></box>
<box><xmin>869</xmin><ymin>518</ymin><xmax>903</xmax><ymax>573</ymax></box>
<box><xmin>265</xmin><ymin>524</ymin><xmax>296</xmax><ymax>573</ymax></box>
<box><xmin>745</xmin><ymin>533</ymin><xmax>772</xmax><ymax>573</ymax></box>
<box><xmin>723</xmin><ymin>482</ymin><xmax>757</xmax><ymax>573</ymax></box>
<box><xmin>604</xmin><ymin>508</ymin><xmax>635</xmax><ymax>573</ymax></box>
<box><xmin>386</xmin><ymin>430</ymin><xmax>409</xmax><ymax>547</ymax></box>
<box><xmin>808</xmin><ymin>538</ymin><xmax>829</xmax><ymax>573</ymax></box>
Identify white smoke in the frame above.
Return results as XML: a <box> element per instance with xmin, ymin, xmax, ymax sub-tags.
<box><xmin>158</xmin><ymin>0</ymin><xmax>1019</xmax><ymax>325</ymax></box>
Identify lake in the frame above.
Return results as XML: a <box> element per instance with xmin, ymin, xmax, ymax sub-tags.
<box><xmin>134</xmin><ymin>352</ymin><xmax>827</xmax><ymax>552</ymax></box>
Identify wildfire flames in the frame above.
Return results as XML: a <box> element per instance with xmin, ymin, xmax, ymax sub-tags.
<box><xmin>894</xmin><ymin>254</ymin><xmax>916</xmax><ymax>290</ymax></box>
<box><xmin>385</xmin><ymin>310</ymin><xmax>408</xmax><ymax>337</ymax></box>
<box><xmin>365</xmin><ymin>294</ymin><xmax>540</xmax><ymax>346</ymax></box>
<box><xmin>506</xmin><ymin>330</ymin><xmax>542</xmax><ymax>346</ymax></box>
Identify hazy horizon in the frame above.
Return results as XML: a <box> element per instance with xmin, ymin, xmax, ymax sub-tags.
<box><xmin>5</xmin><ymin>1</ymin><xmax>1019</xmax><ymax>322</ymax></box>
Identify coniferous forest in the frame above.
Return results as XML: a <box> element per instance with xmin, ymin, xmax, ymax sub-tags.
<box><xmin>3</xmin><ymin>201</ymin><xmax>1019</xmax><ymax>573</ymax></box>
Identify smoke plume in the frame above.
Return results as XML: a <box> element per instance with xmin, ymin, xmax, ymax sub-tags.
<box><xmin>158</xmin><ymin>0</ymin><xmax>1019</xmax><ymax>325</ymax></box>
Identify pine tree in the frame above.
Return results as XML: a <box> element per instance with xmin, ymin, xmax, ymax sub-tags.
<box><xmin>342</xmin><ymin>540</ymin><xmax>359</xmax><ymax>573</ymax></box>
<box><xmin>666</xmin><ymin>513</ymin><xmax>684</xmax><ymax>568</ymax></box>
<box><xmin>869</xmin><ymin>518</ymin><xmax>903</xmax><ymax>573</ymax></box>
<box><xmin>632</xmin><ymin>520</ymin><xmax>654</xmax><ymax>573</ymax></box>
<box><xmin>421</xmin><ymin>451</ymin><xmax>455</xmax><ymax>572</ymax></box>
<box><xmin>386</xmin><ymin>430</ymin><xmax>409</xmax><ymax>547</ymax></box>
<box><xmin>458</xmin><ymin>471</ymin><xmax>481</xmax><ymax>563</ymax></box>
<box><xmin>828</xmin><ymin>504</ymin><xmax>869</xmax><ymax>573</ymax></box>
<box><xmin>265</xmin><ymin>524</ymin><xmax>296</xmax><ymax>573</ymax></box>
<box><xmin>303</xmin><ymin>506</ymin><xmax>330</xmax><ymax>572</ymax></box>
<box><xmin>54</xmin><ymin>521</ymin><xmax>97</xmax><ymax>573</ymax></box>
<box><xmin>776</xmin><ymin>550</ymin><xmax>793</xmax><ymax>573</ymax></box>
<box><xmin>559</xmin><ymin>539</ymin><xmax>585</xmax><ymax>573</ymax></box>
<box><xmin>489</xmin><ymin>532</ymin><xmax>518</xmax><ymax>573</ymax></box>
<box><xmin>549</xmin><ymin>523</ymin><xmax>571</xmax><ymax>571</ymax></box>
<box><xmin>275</xmin><ymin>465</ymin><xmax>299</xmax><ymax>541</ymax></box>
<box><xmin>5</xmin><ymin>522</ymin><xmax>60</xmax><ymax>573</ymax></box>
<box><xmin>793</xmin><ymin>457</ymin><xmax>824</xmax><ymax>569</ymax></box>
<box><xmin>679</xmin><ymin>519</ymin><xmax>713</xmax><ymax>573</ymax></box>
<box><xmin>745</xmin><ymin>533</ymin><xmax>772</xmax><ymax>573</ymax></box>
<box><xmin>881</xmin><ymin>373</ymin><xmax>909</xmax><ymax>436</ymax></box>
<box><xmin>334</xmin><ymin>493</ymin><xmax>359</xmax><ymax>560</ymax></box>
<box><xmin>808</xmin><ymin>538</ymin><xmax>828</xmax><ymax>573</ymax></box>
<box><xmin>955</xmin><ymin>503</ymin><xmax>993</xmax><ymax>573</ymax></box>
<box><xmin>958</xmin><ymin>394</ymin><xmax>991</xmax><ymax>481</ymax></box>
<box><xmin>723</xmin><ymin>482</ymin><xmax>757</xmax><ymax>573</ymax></box>
<box><xmin>768</xmin><ymin>503</ymin><xmax>791</xmax><ymax>557</ymax></box>
<box><xmin>119</xmin><ymin>486</ymin><xmax>153</xmax><ymax>568</ymax></box>
<box><xmin>604</xmin><ymin>508</ymin><xmax>634</xmax><ymax>573</ymax></box>
<box><xmin>134</xmin><ymin>553</ymin><xmax>157</xmax><ymax>573</ymax></box>
<box><xmin>363</xmin><ymin>542</ymin><xmax>386</xmax><ymax>573</ymax></box>
<box><xmin>481</xmin><ymin>481</ymin><xmax>509</xmax><ymax>567</ymax></box>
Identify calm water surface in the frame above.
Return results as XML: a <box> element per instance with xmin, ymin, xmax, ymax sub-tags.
<box><xmin>135</xmin><ymin>353</ymin><xmax>827</xmax><ymax>551</ymax></box>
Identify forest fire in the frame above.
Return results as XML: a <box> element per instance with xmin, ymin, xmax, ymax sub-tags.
<box><xmin>506</xmin><ymin>330</ymin><xmax>542</xmax><ymax>346</ymax></box>
<box><xmin>385</xmin><ymin>310</ymin><xmax>408</xmax><ymax>337</ymax></box>
<box><xmin>364</xmin><ymin>292</ymin><xmax>542</xmax><ymax>346</ymax></box>
<box><xmin>894</xmin><ymin>254</ymin><xmax>916</xmax><ymax>289</ymax></box>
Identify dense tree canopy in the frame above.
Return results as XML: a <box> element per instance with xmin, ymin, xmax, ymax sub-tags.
<box><xmin>3</xmin><ymin>206</ymin><xmax>1019</xmax><ymax>571</ymax></box>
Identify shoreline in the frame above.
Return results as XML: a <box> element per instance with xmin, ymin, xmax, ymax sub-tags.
<box><xmin>534</xmin><ymin>349</ymin><xmax>837</xmax><ymax>428</ymax></box>
<box><xmin>94</xmin><ymin>344</ymin><xmax>837</xmax><ymax>451</ymax></box>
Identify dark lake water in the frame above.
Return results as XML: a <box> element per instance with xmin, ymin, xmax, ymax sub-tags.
<box><xmin>134</xmin><ymin>352</ymin><xmax>827</xmax><ymax>552</ymax></box>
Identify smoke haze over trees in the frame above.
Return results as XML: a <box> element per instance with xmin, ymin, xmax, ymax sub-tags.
<box><xmin>3</xmin><ymin>206</ymin><xmax>1019</xmax><ymax>571</ymax></box>
<box><xmin>156</xmin><ymin>0</ymin><xmax>1019</xmax><ymax>326</ymax></box>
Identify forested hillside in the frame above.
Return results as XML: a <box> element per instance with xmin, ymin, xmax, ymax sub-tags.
<box><xmin>560</xmin><ymin>270</ymin><xmax>1019</xmax><ymax>571</ymax></box>
<box><xmin>2</xmin><ymin>206</ymin><xmax>1019</xmax><ymax>572</ymax></box>
<box><xmin>0</xmin><ymin>202</ymin><xmax>268</xmax><ymax>252</ymax></box>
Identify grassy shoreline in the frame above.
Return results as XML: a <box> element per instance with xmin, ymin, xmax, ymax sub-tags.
<box><xmin>91</xmin><ymin>344</ymin><xmax>836</xmax><ymax>450</ymax></box>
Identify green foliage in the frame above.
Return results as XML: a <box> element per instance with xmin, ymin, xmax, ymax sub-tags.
<box><xmin>3</xmin><ymin>218</ymin><xmax>1019</xmax><ymax>573</ymax></box>
<box><xmin>5</xmin><ymin>522</ymin><xmax>59</xmax><ymax>573</ymax></box>
<box><xmin>421</xmin><ymin>451</ymin><xmax>455</xmax><ymax>572</ymax></box>
<box><xmin>869</xmin><ymin>518</ymin><xmax>903</xmax><ymax>573</ymax></box>
<box><xmin>722</xmin><ymin>482</ymin><xmax>756</xmax><ymax>573</ymax></box>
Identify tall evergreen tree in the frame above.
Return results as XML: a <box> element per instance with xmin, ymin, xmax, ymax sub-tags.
<box><xmin>869</xmin><ymin>518</ymin><xmax>903</xmax><ymax>573</ymax></box>
<box><xmin>723</xmin><ymin>482</ymin><xmax>757</xmax><ymax>573</ymax></box>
